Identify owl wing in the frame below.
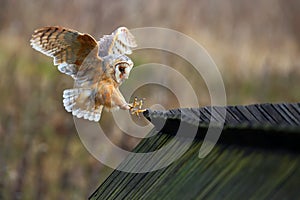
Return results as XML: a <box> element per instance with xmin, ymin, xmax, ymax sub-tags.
<box><xmin>98</xmin><ymin>27</ymin><xmax>137</xmax><ymax>57</ymax></box>
<box><xmin>30</xmin><ymin>26</ymin><xmax>101</xmax><ymax>78</ymax></box>
<box><xmin>31</xmin><ymin>26</ymin><xmax>104</xmax><ymax>121</ymax></box>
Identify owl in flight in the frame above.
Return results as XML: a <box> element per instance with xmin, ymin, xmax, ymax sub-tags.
<box><xmin>30</xmin><ymin>26</ymin><xmax>145</xmax><ymax>122</ymax></box>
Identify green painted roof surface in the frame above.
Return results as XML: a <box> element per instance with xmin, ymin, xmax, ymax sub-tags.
<box><xmin>90</xmin><ymin>103</ymin><xmax>300</xmax><ymax>200</ymax></box>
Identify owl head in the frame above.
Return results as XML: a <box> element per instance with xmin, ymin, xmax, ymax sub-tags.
<box><xmin>103</xmin><ymin>54</ymin><xmax>133</xmax><ymax>84</ymax></box>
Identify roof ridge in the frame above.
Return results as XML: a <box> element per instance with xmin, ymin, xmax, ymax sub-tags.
<box><xmin>143</xmin><ymin>102</ymin><xmax>300</xmax><ymax>132</ymax></box>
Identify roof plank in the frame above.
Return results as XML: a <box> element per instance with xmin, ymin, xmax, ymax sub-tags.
<box><xmin>89</xmin><ymin>102</ymin><xmax>300</xmax><ymax>200</ymax></box>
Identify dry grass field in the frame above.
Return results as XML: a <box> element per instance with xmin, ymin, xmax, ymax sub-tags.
<box><xmin>0</xmin><ymin>0</ymin><xmax>299</xmax><ymax>199</ymax></box>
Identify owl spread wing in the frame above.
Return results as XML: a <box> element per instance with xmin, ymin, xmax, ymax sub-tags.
<box><xmin>30</xmin><ymin>26</ymin><xmax>101</xmax><ymax>78</ymax></box>
<box><xmin>30</xmin><ymin>26</ymin><xmax>104</xmax><ymax>121</ymax></box>
<box><xmin>98</xmin><ymin>27</ymin><xmax>137</xmax><ymax>58</ymax></box>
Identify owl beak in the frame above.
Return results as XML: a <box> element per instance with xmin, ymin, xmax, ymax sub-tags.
<box><xmin>123</xmin><ymin>74</ymin><xmax>129</xmax><ymax>79</ymax></box>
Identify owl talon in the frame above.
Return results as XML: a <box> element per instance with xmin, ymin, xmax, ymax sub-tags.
<box><xmin>131</xmin><ymin>109</ymin><xmax>147</xmax><ymax>117</ymax></box>
<box><xmin>129</xmin><ymin>97</ymin><xmax>139</xmax><ymax>109</ymax></box>
<box><xmin>129</xmin><ymin>97</ymin><xmax>146</xmax><ymax>116</ymax></box>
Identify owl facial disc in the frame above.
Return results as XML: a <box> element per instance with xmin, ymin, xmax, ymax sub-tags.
<box><xmin>115</xmin><ymin>61</ymin><xmax>133</xmax><ymax>83</ymax></box>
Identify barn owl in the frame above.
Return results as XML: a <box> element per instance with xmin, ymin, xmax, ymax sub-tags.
<box><xmin>30</xmin><ymin>26</ymin><xmax>145</xmax><ymax>122</ymax></box>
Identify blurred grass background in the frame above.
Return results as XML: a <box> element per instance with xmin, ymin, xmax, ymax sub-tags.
<box><xmin>1</xmin><ymin>0</ymin><xmax>300</xmax><ymax>199</ymax></box>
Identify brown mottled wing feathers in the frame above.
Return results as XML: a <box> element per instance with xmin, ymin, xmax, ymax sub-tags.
<box><xmin>30</xmin><ymin>26</ymin><xmax>101</xmax><ymax>77</ymax></box>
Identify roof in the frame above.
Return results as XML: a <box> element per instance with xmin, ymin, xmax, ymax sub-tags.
<box><xmin>89</xmin><ymin>102</ymin><xmax>300</xmax><ymax>200</ymax></box>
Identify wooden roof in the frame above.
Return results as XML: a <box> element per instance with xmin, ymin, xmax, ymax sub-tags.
<box><xmin>89</xmin><ymin>102</ymin><xmax>300</xmax><ymax>200</ymax></box>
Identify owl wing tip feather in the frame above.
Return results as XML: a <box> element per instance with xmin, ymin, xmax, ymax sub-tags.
<box><xmin>98</xmin><ymin>26</ymin><xmax>137</xmax><ymax>57</ymax></box>
<box><xmin>63</xmin><ymin>88</ymin><xmax>103</xmax><ymax>122</ymax></box>
<box><xmin>30</xmin><ymin>26</ymin><xmax>101</xmax><ymax>78</ymax></box>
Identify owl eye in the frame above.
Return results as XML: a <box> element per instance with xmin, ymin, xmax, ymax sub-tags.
<box><xmin>118</xmin><ymin>66</ymin><xmax>126</xmax><ymax>73</ymax></box>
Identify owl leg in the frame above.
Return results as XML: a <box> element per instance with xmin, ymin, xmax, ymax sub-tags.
<box><xmin>129</xmin><ymin>97</ymin><xmax>146</xmax><ymax>116</ymax></box>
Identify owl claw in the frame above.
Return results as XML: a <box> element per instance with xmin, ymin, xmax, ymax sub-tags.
<box><xmin>129</xmin><ymin>97</ymin><xmax>146</xmax><ymax>117</ymax></box>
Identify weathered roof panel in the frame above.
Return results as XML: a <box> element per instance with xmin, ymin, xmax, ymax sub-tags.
<box><xmin>89</xmin><ymin>102</ymin><xmax>300</xmax><ymax>200</ymax></box>
<box><xmin>144</xmin><ymin>102</ymin><xmax>300</xmax><ymax>130</ymax></box>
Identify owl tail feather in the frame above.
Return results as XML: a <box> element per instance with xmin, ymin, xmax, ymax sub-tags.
<box><xmin>63</xmin><ymin>88</ymin><xmax>103</xmax><ymax>122</ymax></box>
